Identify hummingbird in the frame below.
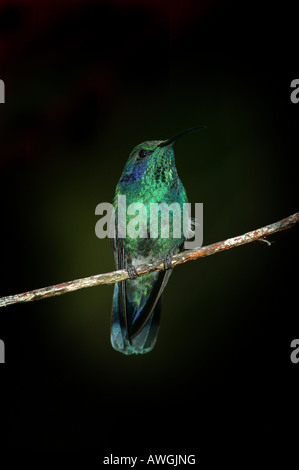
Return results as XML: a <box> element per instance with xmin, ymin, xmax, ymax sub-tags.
<box><xmin>110</xmin><ymin>126</ymin><xmax>205</xmax><ymax>355</ymax></box>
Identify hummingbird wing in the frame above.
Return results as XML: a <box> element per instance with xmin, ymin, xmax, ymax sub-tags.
<box><xmin>128</xmin><ymin>269</ymin><xmax>171</xmax><ymax>340</ymax></box>
<box><xmin>111</xmin><ymin>270</ymin><xmax>171</xmax><ymax>355</ymax></box>
<box><xmin>116</xmin><ymin>238</ymin><xmax>130</xmax><ymax>340</ymax></box>
<box><xmin>110</xmin><ymin>236</ymin><xmax>173</xmax><ymax>354</ymax></box>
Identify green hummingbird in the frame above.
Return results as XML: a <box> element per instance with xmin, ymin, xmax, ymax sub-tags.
<box><xmin>110</xmin><ymin>126</ymin><xmax>205</xmax><ymax>355</ymax></box>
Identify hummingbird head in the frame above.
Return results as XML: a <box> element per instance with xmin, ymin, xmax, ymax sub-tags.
<box><xmin>118</xmin><ymin>126</ymin><xmax>206</xmax><ymax>194</ymax></box>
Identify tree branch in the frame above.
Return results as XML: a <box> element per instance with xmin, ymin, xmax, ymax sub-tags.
<box><xmin>0</xmin><ymin>212</ymin><xmax>298</xmax><ymax>308</ymax></box>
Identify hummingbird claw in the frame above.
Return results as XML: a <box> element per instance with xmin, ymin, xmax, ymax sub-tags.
<box><xmin>127</xmin><ymin>263</ymin><xmax>138</xmax><ymax>280</ymax></box>
<box><xmin>163</xmin><ymin>254</ymin><xmax>173</xmax><ymax>271</ymax></box>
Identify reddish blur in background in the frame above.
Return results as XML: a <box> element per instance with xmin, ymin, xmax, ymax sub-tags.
<box><xmin>0</xmin><ymin>0</ymin><xmax>298</xmax><ymax>459</ymax></box>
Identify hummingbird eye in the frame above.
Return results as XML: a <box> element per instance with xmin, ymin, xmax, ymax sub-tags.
<box><xmin>137</xmin><ymin>149</ymin><xmax>152</xmax><ymax>161</ymax></box>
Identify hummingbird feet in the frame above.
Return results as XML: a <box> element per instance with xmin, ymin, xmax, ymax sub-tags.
<box><xmin>163</xmin><ymin>253</ymin><xmax>173</xmax><ymax>271</ymax></box>
<box><xmin>127</xmin><ymin>263</ymin><xmax>138</xmax><ymax>280</ymax></box>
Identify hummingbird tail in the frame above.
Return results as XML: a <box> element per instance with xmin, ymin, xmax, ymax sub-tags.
<box><xmin>111</xmin><ymin>282</ymin><xmax>162</xmax><ymax>355</ymax></box>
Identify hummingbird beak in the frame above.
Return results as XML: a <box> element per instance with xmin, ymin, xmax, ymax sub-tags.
<box><xmin>157</xmin><ymin>125</ymin><xmax>206</xmax><ymax>148</ymax></box>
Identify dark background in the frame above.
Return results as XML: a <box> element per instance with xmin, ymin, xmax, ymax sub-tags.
<box><xmin>0</xmin><ymin>0</ymin><xmax>298</xmax><ymax>462</ymax></box>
